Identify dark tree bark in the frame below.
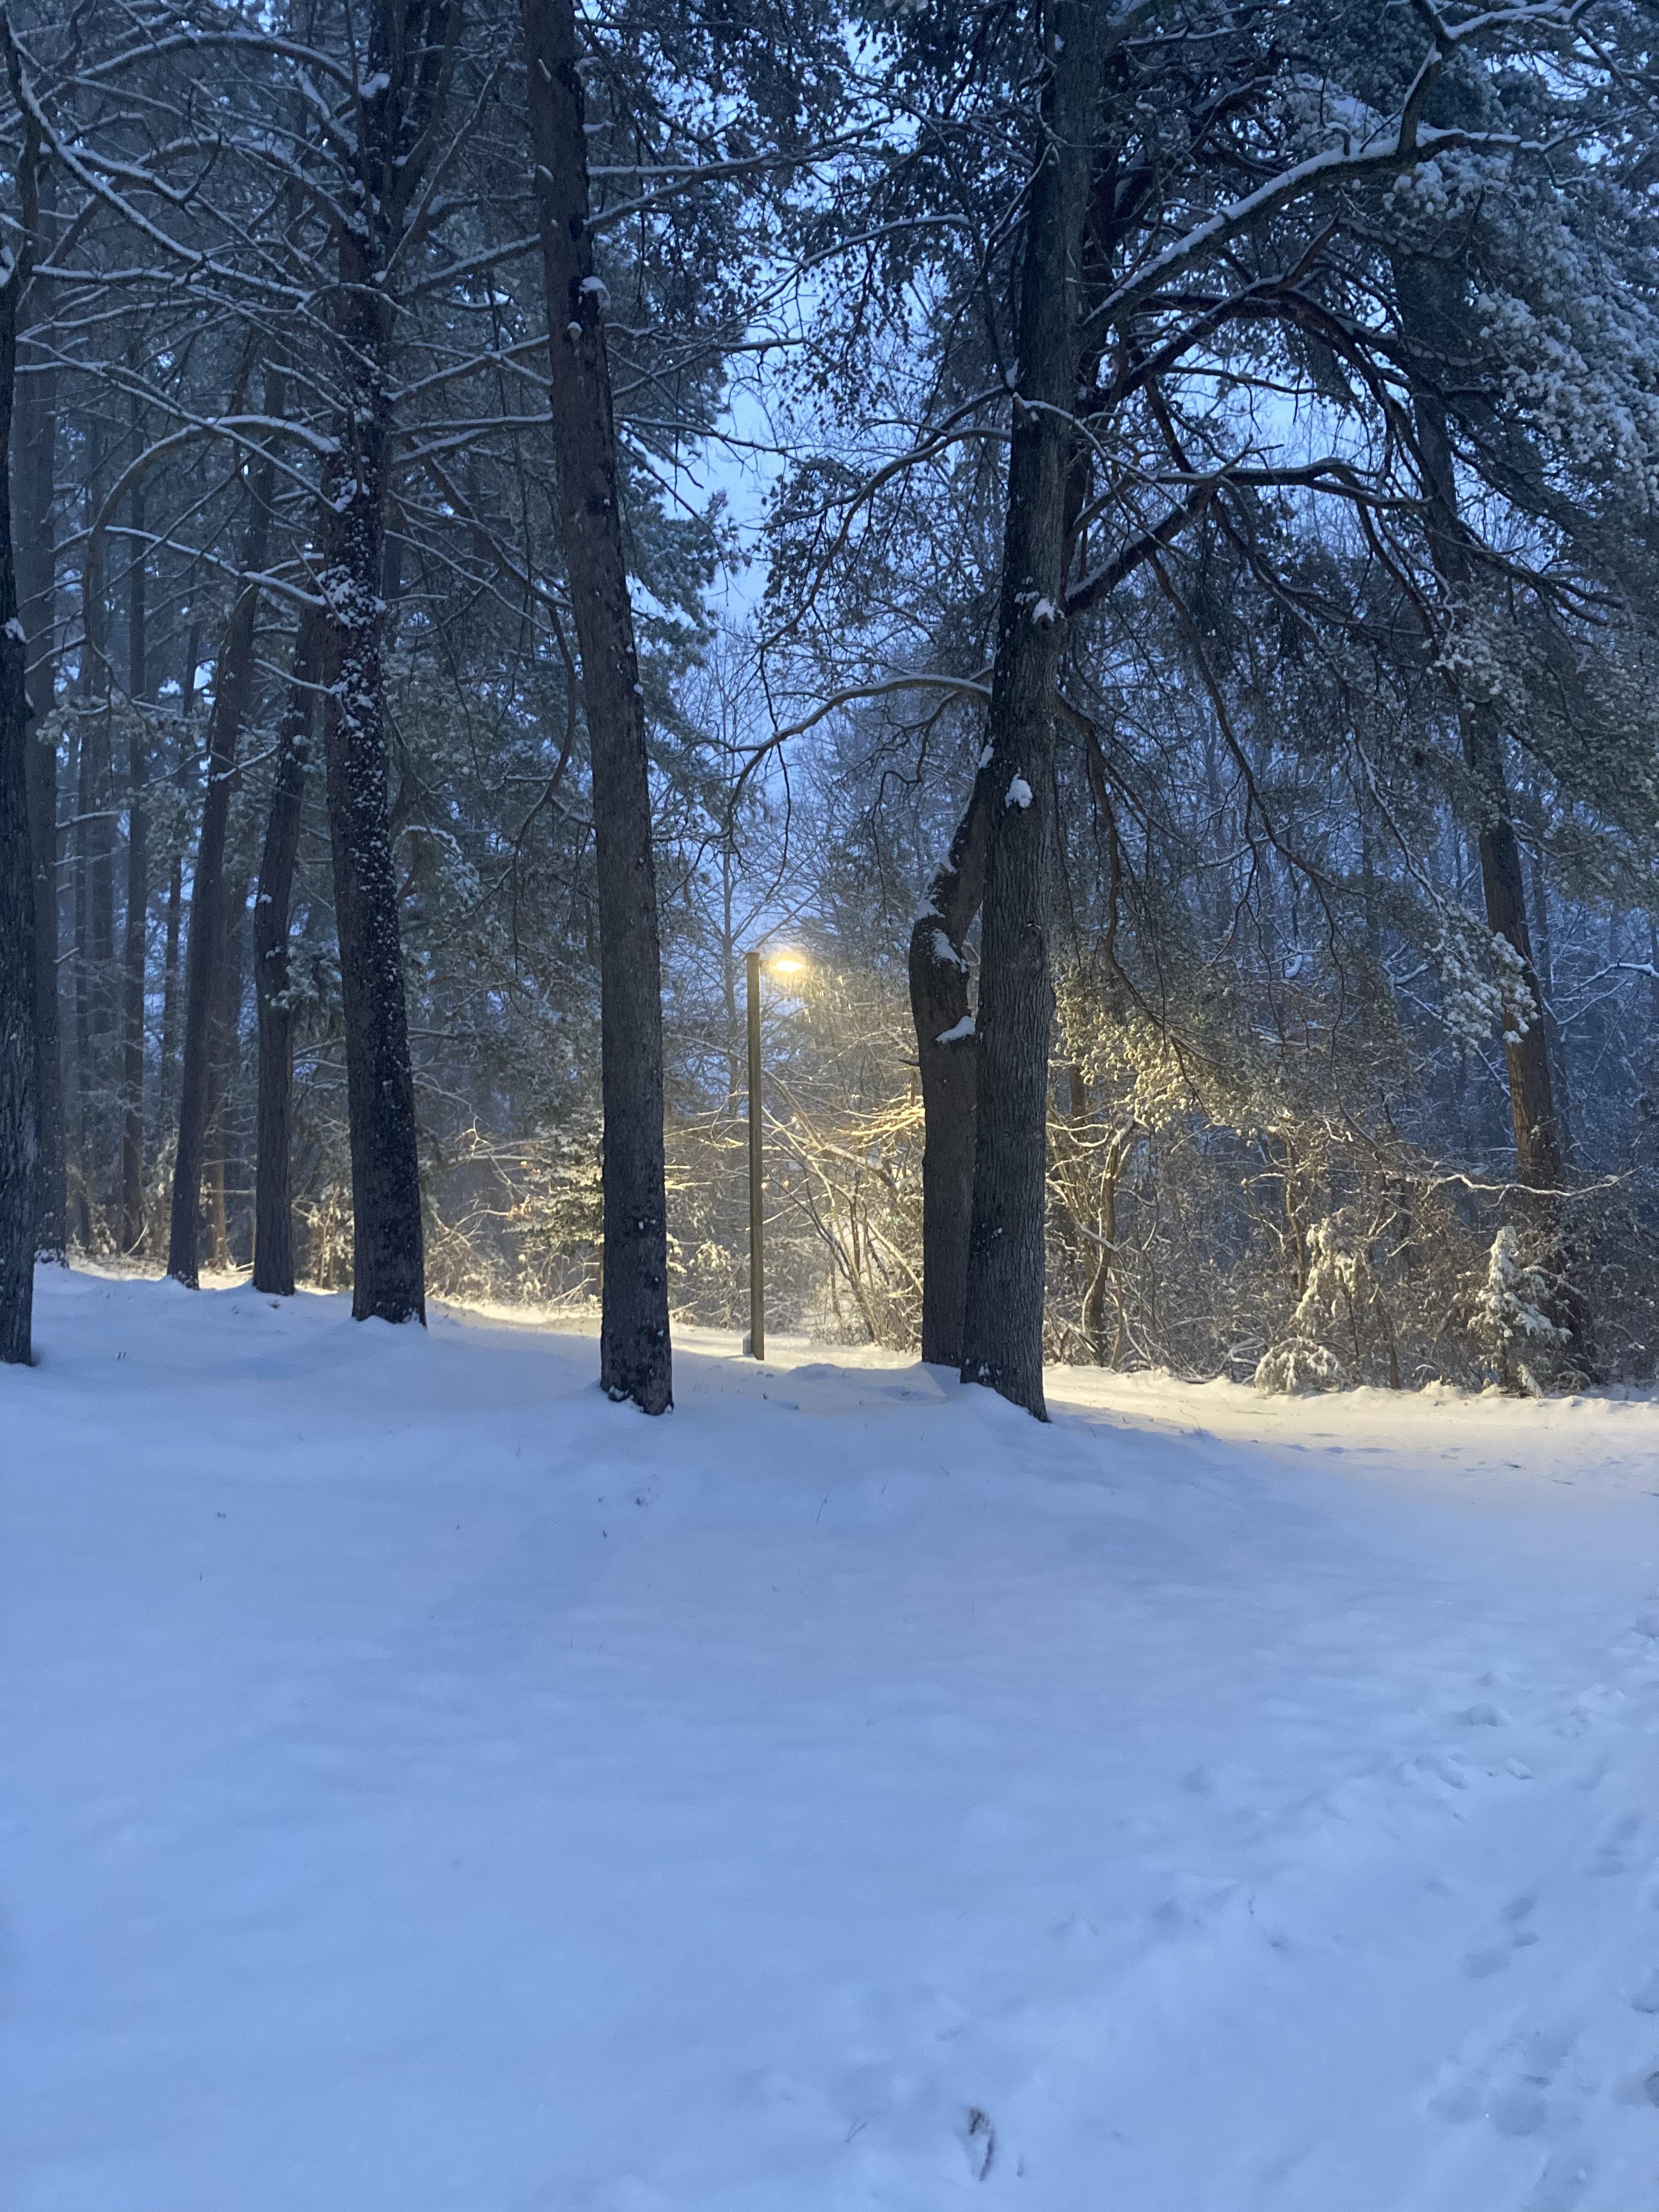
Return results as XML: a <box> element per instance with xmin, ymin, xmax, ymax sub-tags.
<box><xmin>907</xmin><ymin>765</ymin><xmax>992</xmax><ymax>1365</ymax></box>
<box><xmin>1463</xmin><ymin>722</ymin><xmax>1562</xmax><ymax>1186</ymax></box>
<box><xmin>167</xmin><ymin>524</ymin><xmax>269</xmax><ymax>1284</ymax></box>
<box><xmin>0</xmin><ymin>90</ymin><xmax>41</xmax><ymax>1365</ymax></box>
<box><xmin>1526</xmin><ymin>842</ymin><xmax>1573</xmax><ymax>1166</ymax></box>
<box><xmin>15</xmin><ymin>165</ymin><xmax>60</xmax><ymax>1263</ymax></box>
<box><xmin>960</xmin><ymin>0</ymin><xmax>1107</xmax><ymax>1417</ymax></box>
<box><xmin>69</xmin><ymin>699</ymin><xmax>90</xmax><ymax>1243</ymax></box>
<box><xmin>316</xmin><ymin>386</ymin><xmax>425</xmax><ymax>1327</ymax></box>
<box><xmin>310</xmin><ymin>24</ymin><xmax>439</xmax><ymax>1328</ymax></box>
<box><xmin>167</xmin><ymin>591</ymin><xmax>247</xmax><ymax>1285</ymax></box>
<box><xmin>1396</xmin><ymin>256</ymin><xmax>1564</xmax><ymax>1190</ymax></box>
<box><xmin>252</xmin><ymin>614</ymin><xmax>319</xmax><ymax>1296</ymax></box>
<box><xmin>117</xmin><ymin>422</ymin><xmax>148</xmax><ymax>1254</ymax></box>
<box><xmin>206</xmin><ymin>877</ymin><xmax>248</xmax><ymax>1269</ymax></box>
<box><xmin>84</xmin><ymin>584</ymin><xmax>115</xmax><ymax>1223</ymax></box>
<box><xmin>77</xmin><ymin>415</ymin><xmax>116</xmax><ymax>1227</ymax></box>
<box><xmin>158</xmin><ymin>620</ymin><xmax>199</xmax><ymax>1135</ymax></box>
<box><xmin>523</xmin><ymin>0</ymin><xmax>672</xmax><ymax>1412</ymax></box>
<box><xmin>159</xmin><ymin>855</ymin><xmax>181</xmax><ymax>1116</ymax></box>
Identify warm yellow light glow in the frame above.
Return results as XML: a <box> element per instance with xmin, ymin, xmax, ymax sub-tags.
<box><xmin>769</xmin><ymin>952</ymin><xmax>806</xmax><ymax>975</ymax></box>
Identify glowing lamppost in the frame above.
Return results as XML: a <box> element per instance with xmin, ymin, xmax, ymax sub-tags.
<box><xmin>746</xmin><ymin>946</ymin><xmax>804</xmax><ymax>1358</ymax></box>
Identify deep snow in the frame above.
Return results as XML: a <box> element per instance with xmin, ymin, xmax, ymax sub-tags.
<box><xmin>5</xmin><ymin>1268</ymin><xmax>1659</xmax><ymax>2211</ymax></box>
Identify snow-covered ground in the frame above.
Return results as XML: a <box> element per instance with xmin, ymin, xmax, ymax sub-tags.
<box><xmin>5</xmin><ymin>1268</ymin><xmax>1659</xmax><ymax>2211</ymax></box>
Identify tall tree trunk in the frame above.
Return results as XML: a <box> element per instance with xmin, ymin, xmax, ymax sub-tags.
<box><xmin>204</xmin><ymin>983</ymin><xmax>229</xmax><ymax>1271</ymax></box>
<box><xmin>1464</xmin><ymin>705</ymin><xmax>1562</xmax><ymax>1185</ymax></box>
<box><xmin>16</xmin><ymin>166</ymin><xmax>60</xmax><ymax>1262</ymax></box>
<box><xmin>158</xmin><ymin>619</ymin><xmax>200</xmax><ymax>1135</ymax></box>
<box><xmin>85</xmin><ymin>581</ymin><xmax>115</xmax><ymax>1226</ymax></box>
<box><xmin>0</xmin><ymin>202</ymin><xmax>38</xmax><ymax>1365</ymax></box>
<box><xmin>1526</xmin><ymin>843</ymin><xmax>1573</xmax><ymax>1166</ymax></box>
<box><xmin>1063</xmin><ymin>1064</ymin><xmax>1119</xmax><ymax>1363</ymax></box>
<box><xmin>118</xmin><ymin>419</ymin><xmax>148</xmax><ymax>1254</ymax></box>
<box><xmin>252</xmin><ymin>613</ymin><xmax>319</xmax><ymax>1296</ymax></box>
<box><xmin>160</xmin><ymin>856</ymin><xmax>181</xmax><ymax>1121</ymax></box>
<box><xmin>206</xmin><ymin>877</ymin><xmax>247</xmax><ymax>1269</ymax></box>
<box><xmin>1396</xmin><ymin>256</ymin><xmax>1564</xmax><ymax>1189</ymax></box>
<box><xmin>167</xmin><ymin>443</ymin><xmax>272</xmax><ymax>1286</ymax></box>
<box><xmin>960</xmin><ymin>0</ymin><xmax>1105</xmax><ymax>1417</ymax></box>
<box><xmin>70</xmin><ymin>452</ymin><xmax>110</xmax><ymax>1247</ymax></box>
<box><xmin>69</xmin><ymin>702</ymin><xmax>90</xmax><ymax>1243</ymax></box>
<box><xmin>523</xmin><ymin>0</ymin><xmax>671</xmax><ymax>1412</ymax></box>
<box><xmin>907</xmin><ymin>763</ymin><xmax>993</xmax><ymax>1364</ymax></box>
<box><xmin>168</xmin><ymin>592</ymin><xmax>246</xmax><ymax>1284</ymax></box>
<box><xmin>78</xmin><ymin>412</ymin><xmax>115</xmax><ymax>1228</ymax></box>
<box><xmin>314</xmin><ymin>71</ymin><xmax>425</xmax><ymax>1328</ymax></box>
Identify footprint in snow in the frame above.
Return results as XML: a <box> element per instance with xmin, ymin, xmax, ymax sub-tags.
<box><xmin>1489</xmin><ymin>2086</ymin><xmax>1549</xmax><ymax>2136</ymax></box>
<box><xmin>1522</xmin><ymin>2153</ymin><xmax>1594</xmax><ymax>2212</ymax></box>
<box><xmin>1432</xmin><ymin>2022</ymin><xmax>1577</xmax><ymax>2146</ymax></box>
<box><xmin>1460</xmin><ymin>1897</ymin><xmax>1539</xmax><ymax>1980</ymax></box>
<box><xmin>1429</xmin><ymin>2079</ymin><xmax>1482</xmax><ymax>2123</ymax></box>
<box><xmin>960</xmin><ymin>2108</ymin><xmax>996</xmax><ymax>2182</ymax></box>
<box><xmin>1463</xmin><ymin>1946</ymin><xmax>1514</xmax><ymax>1980</ymax></box>
<box><xmin>1586</xmin><ymin>1808</ymin><xmax>1641</xmax><ymax>1877</ymax></box>
<box><xmin>1516</xmin><ymin>2026</ymin><xmax>1575</xmax><ymax>2085</ymax></box>
<box><xmin>1052</xmin><ymin>1911</ymin><xmax>1099</xmax><ymax>1945</ymax></box>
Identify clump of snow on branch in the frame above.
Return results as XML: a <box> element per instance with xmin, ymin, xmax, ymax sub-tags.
<box><xmin>1434</xmin><ymin>909</ymin><xmax>1534</xmax><ymax>1052</ymax></box>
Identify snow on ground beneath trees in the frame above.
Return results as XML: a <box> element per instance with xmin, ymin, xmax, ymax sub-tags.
<box><xmin>6</xmin><ymin>1268</ymin><xmax>1659</xmax><ymax>2211</ymax></box>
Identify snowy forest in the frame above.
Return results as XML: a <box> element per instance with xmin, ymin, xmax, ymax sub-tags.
<box><xmin>14</xmin><ymin>5</ymin><xmax>1659</xmax><ymax>2204</ymax></box>
<box><xmin>3</xmin><ymin>0</ymin><xmax>1659</xmax><ymax>1410</ymax></box>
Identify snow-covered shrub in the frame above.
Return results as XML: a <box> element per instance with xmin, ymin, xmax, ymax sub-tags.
<box><xmin>1256</xmin><ymin>1216</ymin><xmax>1374</xmax><ymax>1393</ymax></box>
<box><xmin>1254</xmin><ymin>1338</ymin><xmax>1350</xmax><ymax>1395</ymax></box>
<box><xmin>1471</xmin><ymin>1226</ymin><xmax>1570</xmax><ymax>1396</ymax></box>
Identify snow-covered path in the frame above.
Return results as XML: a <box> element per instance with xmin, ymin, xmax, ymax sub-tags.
<box><xmin>5</xmin><ymin>1270</ymin><xmax>1659</xmax><ymax>2211</ymax></box>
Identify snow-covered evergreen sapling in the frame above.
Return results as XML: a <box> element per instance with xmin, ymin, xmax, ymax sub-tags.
<box><xmin>1472</xmin><ymin>1226</ymin><xmax>1570</xmax><ymax>1397</ymax></box>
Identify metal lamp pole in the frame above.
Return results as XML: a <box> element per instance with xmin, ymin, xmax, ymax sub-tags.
<box><xmin>743</xmin><ymin>948</ymin><xmax>803</xmax><ymax>1359</ymax></box>
<box><xmin>746</xmin><ymin>947</ymin><xmax>765</xmax><ymax>1359</ymax></box>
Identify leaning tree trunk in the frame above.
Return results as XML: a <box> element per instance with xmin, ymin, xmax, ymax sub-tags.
<box><xmin>1396</xmin><ymin>255</ymin><xmax>1564</xmax><ymax>1191</ymax></box>
<box><xmin>523</xmin><ymin>0</ymin><xmax>672</xmax><ymax>1412</ymax></box>
<box><xmin>251</xmin><ymin>613</ymin><xmax>319</xmax><ymax>1296</ymax></box>
<box><xmin>0</xmin><ymin>220</ymin><xmax>39</xmax><ymax>1365</ymax></box>
<box><xmin>960</xmin><ymin>0</ymin><xmax>1106</xmax><ymax>1418</ymax></box>
<box><xmin>1460</xmin><ymin>698</ymin><xmax>1563</xmax><ymax>1187</ymax></box>
<box><xmin>15</xmin><ymin>167</ymin><xmax>60</xmax><ymax>1263</ymax></box>
<box><xmin>907</xmin><ymin>764</ymin><xmax>993</xmax><ymax>1365</ymax></box>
